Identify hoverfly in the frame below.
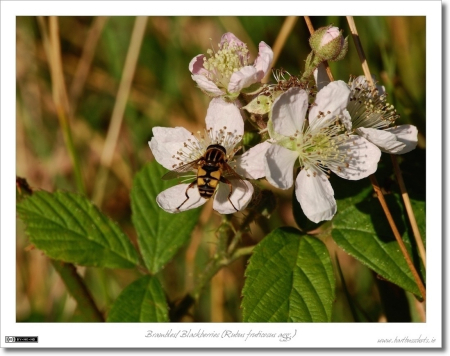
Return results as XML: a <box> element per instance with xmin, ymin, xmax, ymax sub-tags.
<box><xmin>162</xmin><ymin>144</ymin><xmax>245</xmax><ymax>211</ymax></box>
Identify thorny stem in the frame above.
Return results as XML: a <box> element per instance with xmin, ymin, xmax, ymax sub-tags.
<box><xmin>391</xmin><ymin>155</ymin><xmax>426</xmax><ymax>268</ymax></box>
<box><xmin>346</xmin><ymin>16</ymin><xmax>426</xmax><ymax>301</ymax></box>
<box><xmin>170</xmin><ymin>214</ymin><xmax>256</xmax><ymax>321</ymax></box>
<box><xmin>193</xmin><ymin>212</ymin><xmax>256</xmax><ymax>300</ymax></box>
<box><xmin>369</xmin><ymin>176</ymin><xmax>426</xmax><ymax>301</ymax></box>
<box><xmin>227</xmin><ymin>209</ymin><xmax>258</xmax><ymax>255</ymax></box>
<box><xmin>51</xmin><ymin>261</ymin><xmax>105</xmax><ymax>322</ymax></box>
<box><xmin>346</xmin><ymin>16</ymin><xmax>374</xmax><ymax>88</ymax></box>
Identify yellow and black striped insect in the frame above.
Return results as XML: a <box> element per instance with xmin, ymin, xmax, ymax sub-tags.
<box><xmin>162</xmin><ymin>144</ymin><xmax>244</xmax><ymax>211</ymax></box>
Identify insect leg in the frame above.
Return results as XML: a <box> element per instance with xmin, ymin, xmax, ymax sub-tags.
<box><xmin>220</xmin><ymin>177</ymin><xmax>238</xmax><ymax>212</ymax></box>
<box><xmin>177</xmin><ymin>180</ymin><xmax>197</xmax><ymax>211</ymax></box>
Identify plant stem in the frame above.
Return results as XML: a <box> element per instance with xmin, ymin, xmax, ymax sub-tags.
<box><xmin>227</xmin><ymin>209</ymin><xmax>257</xmax><ymax>256</ymax></box>
<box><xmin>170</xmin><ymin>215</ymin><xmax>255</xmax><ymax>321</ymax></box>
<box><xmin>369</xmin><ymin>175</ymin><xmax>426</xmax><ymax>301</ymax></box>
<box><xmin>303</xmin><ymin>16</ymin><xmax>334</xmax><ymax>81</ymax></box>
<box><xmin>391</xmin><ymin>155</ymin><xmax>426</xmax><ymax>268</ymax></box>
<box><xmin>345</xmin><ymin>16</ymin><xmax>374</xmax><ymax>88</ymax></box>
<box><xmin>51</xmin><ymin>261</ymin><xmax>105</xmax><ymax>322</ymax></box>
<box><xmin>346</xmin><ymin>15</ymin><xmax>426</xmax><ymax>300</ymax></box>
<box><xmin>171</xmin><ymin>244</ymin><xmax>255</xmax><ymax>321</ymax></box>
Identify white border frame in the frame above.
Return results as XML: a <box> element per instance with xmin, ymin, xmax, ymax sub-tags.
<box><xmin>2</xmin><ymin>0</ymin><xmax>442</xmax><ymax>350</ymax></box>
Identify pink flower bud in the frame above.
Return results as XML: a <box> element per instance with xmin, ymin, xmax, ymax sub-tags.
<box><xmin>319</xmin><ymin>26</ymin><xmax>342</xmax><ymax>47</ymax></box>
<box><xmin>309</xmin><ymin>25</ymin><xmax>348</xmax><ymax>62</ymax></box>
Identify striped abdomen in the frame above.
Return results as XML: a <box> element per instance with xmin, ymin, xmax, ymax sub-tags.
<box><xmin>197</xmin><ymin>145</ymin><xmax>226</xmax><ymax>199</ymax></box>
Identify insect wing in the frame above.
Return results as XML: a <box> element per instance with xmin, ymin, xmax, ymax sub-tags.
<box><xmin>221</xmin><ymin>163</ymin><xmax>245</xmax><ymax>182</ymax></box>
<box><xmin>161</xmin><ymin>160</ymin><xmax>201</xmax><ymax>180</ymax></box>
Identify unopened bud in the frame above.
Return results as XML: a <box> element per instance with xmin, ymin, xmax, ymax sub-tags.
<box><xmin>309</xmin><ymin>25</ymin><xmax>348</xmax><ymax>62</ymax></box>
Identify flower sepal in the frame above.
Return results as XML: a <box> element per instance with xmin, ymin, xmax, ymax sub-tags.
<box><xmin>222</xmin><ymin>91</ymin><xmax>241</xmax><ymax>102</ymax></box>
<box><xmin>242</xmin><ymin>94</ymin><xmax>272</xmax><ymax>115</ymax></box>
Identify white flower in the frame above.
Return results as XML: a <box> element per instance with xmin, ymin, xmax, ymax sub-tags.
<box><xmin>189</xmin><ymin>32</ymin><xmax>273</xmax><ymax>100</ymax></box>
<box><xmin>149</xmin><ymin>98</ymin><xmax>253</xmax><ymax>214</ymax></box>
<box><xmin>345</xmin><ymin>76</ymin><xmax>418</xmax><ymax>154</ymax></box>
<box><xmin>314</xmin><ymin>67</ymin><xmax>418</xmax><ymax>154</ymax></box>
<box><xmin>243</xmin><ymin>81</ymin><xmax>381</xmax><ymax>223</ymax></box>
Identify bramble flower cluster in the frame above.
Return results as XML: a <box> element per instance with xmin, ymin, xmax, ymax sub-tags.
<box><xmin>149</xmin><ymin>29</ymin><xmax>418</xmax><ymax>222</ymax></box>
<box><xmin>242</xmin><ymin>81</ymin><xmax>380</xmax><ymax>222</ymax></box>
<box><xmin>189</xmin><ymin>33</ymin><xmax>273</xmax><ymax>101</ymax></box>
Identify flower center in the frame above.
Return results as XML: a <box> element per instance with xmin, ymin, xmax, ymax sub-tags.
<box><xmin>277</xmin><ymin>119</ymin><xmax>350</xmax><ymax>177</ymax></box>
<box><xmin>202</xmin><ymin>39</ymin><xmax>249</xmax><ymax>91</ymax></box>
<box><xmin>171</xmin><ymin>126</ymin><xmax>243</xmax><ymax>168</ymax></box>
<box><xmin>347</xmin><ymin>79</ymin><xmax>399</xmax><ymax>130</ymax></box>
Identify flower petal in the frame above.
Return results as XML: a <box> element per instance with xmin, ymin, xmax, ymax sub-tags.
<box><xmin>149</xmin><ymin>127</ymin><xmax>197</xmax><ymax>170</ymax></box>
<box><xmin>254</xmin><ymin>41</ymin><xmax>273</xmax><ymax>80</ymax></box>
<box><xmin>264</xmin><ymin>144</ymin><xmax>298</xmax><ymax>189</ymax></box>
<box><xmin>341</xmin><ymin>109</ymin><xmax>353</xmax><ymax>132</ymax></box>
<box><xmin>313</xmin><ymin>63</ymin><xmax>330</xmax><ymax>91</ymax></box>
<box><xmin>272</xmin><ymin>87</ymin><xmax>309</xmax><ymax>136</ymax></box>
<box><xmin>156</xmin><ymin>184</ymin><xmax>207</xmax><ymax>213</ymax></box>
<box><xmin>235</xmin><ymin>141</ymin><xmax>272</xmax><ymax>179</ymax></box>
<box><xmin>205</xmin><ymin>98</ymin><xmax>244</xmax><ymax>139</ymax></box>
<box><xmin>330</xmin><ymin>135</ymin><xmax>381</xmax><ymax>180</ymax></box>
<box><xmin>191</xmin><ymin>74</ymin><xmax>224</xmax><ymax>96</ymax></box>
<box><xmin>309</xmin><ymin>80</ymin><xmax>350</xmax><ymax>130</ymax></box>
<box><xmin>356</xmin><ymin>127</ymin><xmax>406</xmax><ymax>153</ymax></box>
<box><xmin>213</xmin><ymin>180</ymin><xmax>254</xmax><ymax>214</ymax></box>
<box><xmin>189</xmin><ymin>54</ymin><xmax>208</xmax><ymax>75</ymax></box>
<box><xmin>384</xmin><ymin>125</ymin><xmax>418</xmax><ymax>154</ymax></box>
<box><xmin>220</xmin><ymin>32</ymin><xmax>245</xmax><ymax>47</ymax></box>
<box><xmin>295</xmin><ymin>169</ymin><xmax>336</xmax><ymax>223</ymax></box>
<box><xmin>352</xmin><ymin>75</ymin><xmax>385</xmax><ymax>96</ymax></box>
<box><xmin>228</xmin><ymin>66</ymin><xmax>259</xmax><ymax>93</ymax></box>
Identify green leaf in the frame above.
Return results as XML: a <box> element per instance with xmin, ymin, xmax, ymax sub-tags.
<box><xmin>131</xmin><ymin>161</ymin><xmax>201</xmax><ymax>274</ymax></box>
<box><xmin>242</xmin><ymin>227</ymin><xmax>335</xmax><ymax>322</ymax></box>
<box><xmin>332</xmin><ymin>193</ymin><xmax>424</xmax><ymax>297</ymax></box>
<box><xmin>17</xmin><ymin>191</ymin><xmax>139</xmax><ymax>268</ymax></box>
<box><xmin>107</xmin><ymin>275</ymin><xmax>169</xmax><ymax>322</ymax></box>
<box><xmin>410</xmin><ymin>198</ymin><xmax>426</xmax><ymax>248</ymax></box>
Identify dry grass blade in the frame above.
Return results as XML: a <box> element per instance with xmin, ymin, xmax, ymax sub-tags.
<box><xmin>38</xmin><ymin>16</ymin><xmax>85</xmax><ymax>194</ymax></box>
<box><xmin>92</xmin><ymin>16</ymin><xmax>148</xmax><ymax>207</ymax></box>
<box><xmin>261</xmin><ymin>16</ymin><xmax>298</xmax><ymax>83</ymax></box>
<box><xmin>69</xmin><ymin>16</ymin><xmax>108</xmax><ymax>116</ymax></box>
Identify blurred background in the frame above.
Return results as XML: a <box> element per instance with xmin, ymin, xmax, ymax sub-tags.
<box><xmin>16</xmin><ymin>16</ymin><xmax>426</xmax><ymax>322</ymax></box>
